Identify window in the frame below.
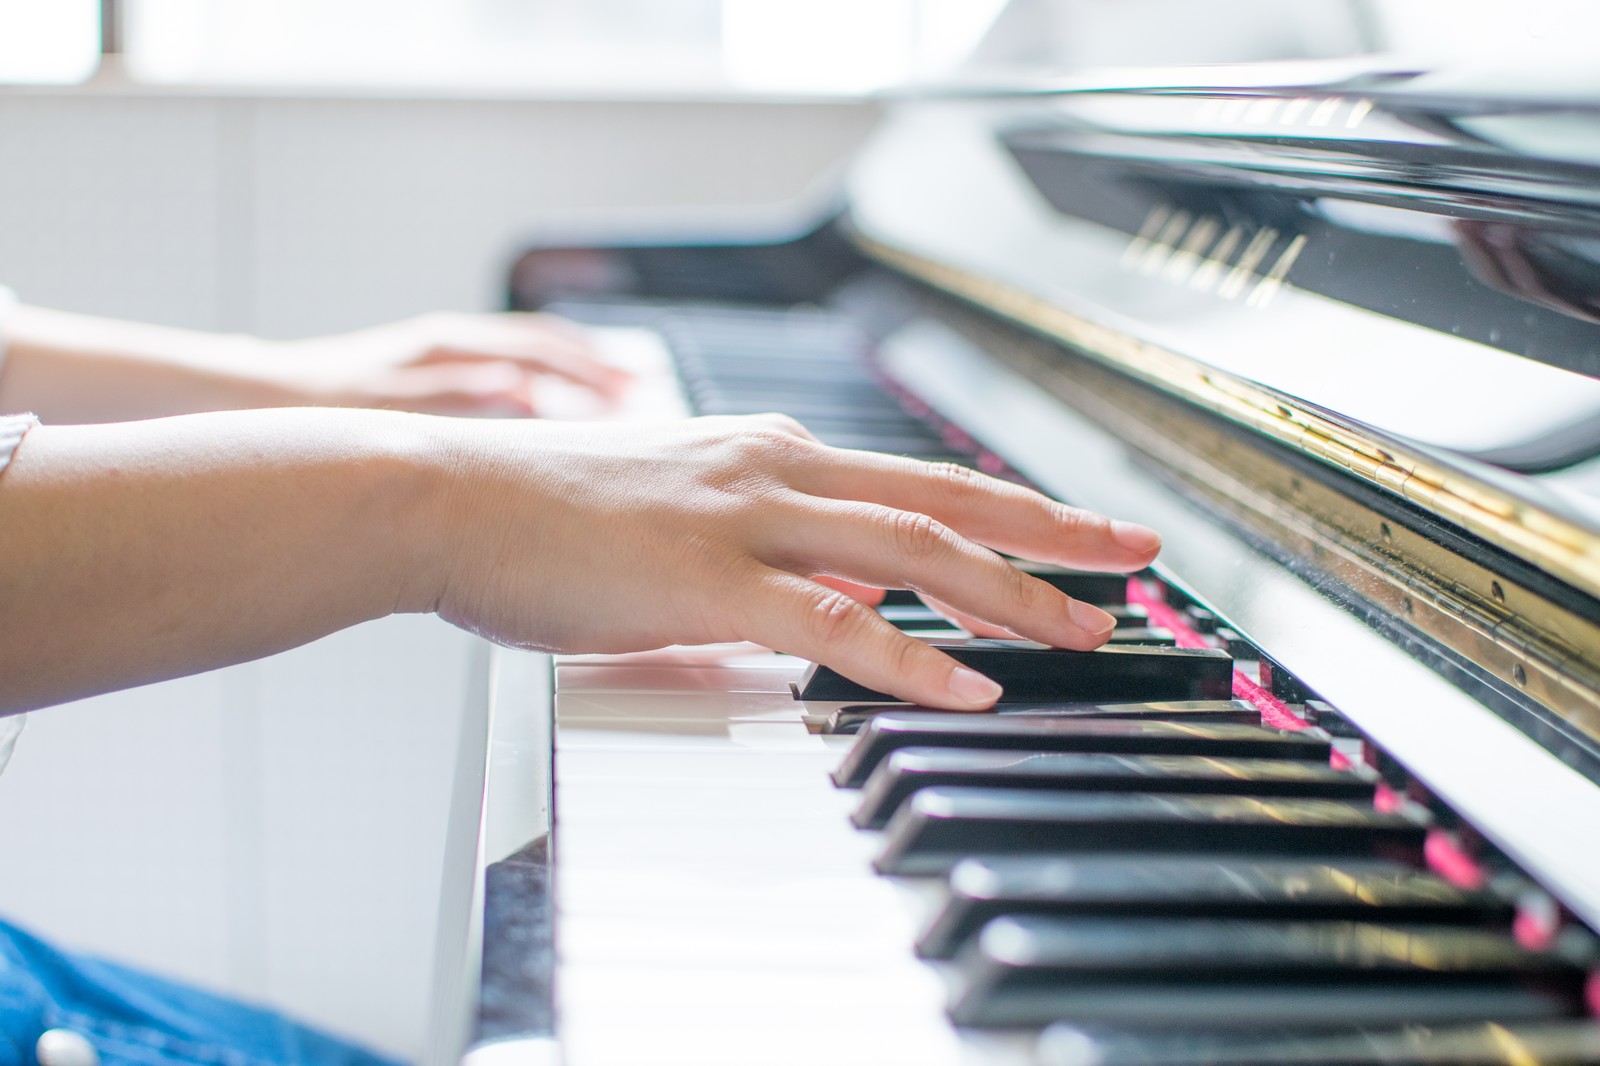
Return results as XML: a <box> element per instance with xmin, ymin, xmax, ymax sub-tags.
<box><xmin>0</xmin><ymin>0</ymin><xmax>99</xmax><ymax>84</ymax></box>
<box><xmin>123</xmin><ymin>0</ymin><xmax>1010</xmax><ymax>95</ymax></box>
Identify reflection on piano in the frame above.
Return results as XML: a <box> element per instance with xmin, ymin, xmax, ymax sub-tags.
<box><xmin>464</xmin><ymin>46</ymin><xmax>1600</xmax><ymax>1066</ymax></box>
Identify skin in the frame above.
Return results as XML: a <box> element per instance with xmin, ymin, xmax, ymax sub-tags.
<box><xmin>0</xmin><ymin>306</ymin><xmax>1161</xmax><ymax>715</ymax></box>
<box><xmin>0</xmin><ymin>305</ymin><xmax>630</xmax><ymax>421</ymax></box>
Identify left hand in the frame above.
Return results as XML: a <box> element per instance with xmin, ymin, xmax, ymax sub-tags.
<box><xmin>278</xmin><ymin>311</ymin><xmax>632</xmax><ymax>417</ymax></box>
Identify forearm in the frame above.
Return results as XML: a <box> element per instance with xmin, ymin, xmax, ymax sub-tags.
<box><xmin>0</xmin><ymin>407</ymin><xmax>1163</xmax><ymax>716</ymax></box>
<box><xmin>0</xmin><ymin>305</ymin><xmax>305</xmax><ymax>422</ymax></box>
<box><xmin>0</xmin><ymin>408</ymin><xmax>446</xmax><ymax>712</ymax></box>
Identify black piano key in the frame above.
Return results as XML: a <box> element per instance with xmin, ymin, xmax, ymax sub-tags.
<box><xmin>995</xmin><ymin>983</ymin><xmax>1580</xmax><ymax>1034</ymax></box>
<box><xmin>874</xmin><ymin>789</ymin><xmax>1427</xmax><ymax>876</ymax></box>
<box><xmin>1034</xmin><ymin>1020</ymin><xmax>1600</xmax><ymax>1066</ymax></box>
<box><xmin>1216</xmin><ymin>627</ymin><xmax>1258</xmax><ymax>661</ymax></box>
<box><xmin>1101</xmin><ymin>627</ymin><xmax>1176</xmax><ymax>646</ymax></box>
<box><xmin>875</xmin><ymin>604</ymin><xmax>964</xmax><ymax>631</ymax></box>
<box><xmin>796</xmin><ymin>640</ymin><xmax>1234</xmax><ymax>704</ymax></box>
<box><xmin>873</xmin><ymin>568</ymin><xmax>1134</xmax><ymax>612</ymax></box>
<box><xmin>832</xmin><ymin>713</ymin><xmax>1328</xmax><ymax>789</ymax></box>
<box><xmin>951</xmin><ymin>916</ymin><xmax>1592</xmax><ymax>1028</ymax></box>
<box><xmin>824</xmin><ymin>698</ymin><xmax>1262</xmax><ymax>736</ymax></box>
<box><xmin>854</xmin><ymin>749</ymin><xmax>1377</xmax><ymax>829</ymax></box>
<box><xmin>917</xmin><ymin>855</ymin><xmax>1516</xmax><ymax>960</ymax></box>
<box><xmin>1012</xmin><ymin>563</ymin><xmax>1133</xmax><ymax>605</ymax></box>
<box><xmin>875</xmin><ymin>603</ymin><xmax>1150</xmax><ymax>630</ymax></box>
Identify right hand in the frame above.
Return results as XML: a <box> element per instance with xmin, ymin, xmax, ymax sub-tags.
<box><xmin>418</xmin><ymin>413</ymin><xmax>1162</xmax><ymax>709</ymax></box>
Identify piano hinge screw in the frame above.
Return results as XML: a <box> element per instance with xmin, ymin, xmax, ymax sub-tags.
<box><xmin>1491</xmin><ymin>580</ymin><xmax>1506</xmax><ymax>604</ymax></box>
<box><xmin>1512</xmin><ymin>663</ymin><xmax>1528</xmax><ymax>687</ymax></box>
<box><xmin>1380</xmin><ymin>522</ymin><xmax>1393</xmax><ymax>544</ymax></box>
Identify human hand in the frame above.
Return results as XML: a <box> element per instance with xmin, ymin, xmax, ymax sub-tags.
<box><xmin>418</xmin><ymin>414</ymin><xmax>1162</xmax><ymax>709</ymax></box>
<box><xmin>278</xmin><ymin>311</ymin><xmax>632</xmax><ymax>416</ymax></box>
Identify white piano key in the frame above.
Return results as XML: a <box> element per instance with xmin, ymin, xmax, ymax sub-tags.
<box><xmin>558</xmin><ymin>642</ymin><xmax>799</xmax><ymax>667</ymax></box>
<box><xmin>556</xmin><ymin>721</ymin><xmax>838</xmax><ymax>753</ymax></box>
<box><xmin>559</xmin><ymin>1020</ymin><xmax>964</xmax><ymax>1066</ymax></box>
<box><xmin>556</xmin><ymin>689</ymin><xmax>805</xmax><ymax>722</ymax></box>
<box><xmin>555</xmin><ymin>749</ymin><xmax>845</xmax><ymax>787</ymax></box>
<box><xmin>558</xmin><ymin>914</ymin><xmax>920</xmax><ymax>969</ymax></box>
<box><xmin>555</xmin><ymin>872</ymin><xmax>942</xmax><ymax>935</ymax></box>
<box><xmin>549</xmin><ymin>615</ymin><xmax>1003</xmax><ymax>1064</ymax></box>
<box><xmin>556</xmin><ymin>662</ymin><xmax>801</xmax><ymax>694</ymax></box>
<box><xmin>553</xmin><ymin>781</ymin><xmax>857</xmax><ymax>823</ymax></box>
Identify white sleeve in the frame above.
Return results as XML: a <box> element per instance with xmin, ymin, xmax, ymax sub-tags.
<box><xmin>0</xmin><ymin>413</ymin><xmax>34</xmax><ymax>476</ymax></box>
<box><xmin>0</xmin><ymin>286</ymin><xmax>31</xmax><ymax>772</ymax></box>
<box><xmin>0</xmin><ymin>286</ymin><xmax>40</xmax><ymax>475</ymax></box>
<box><xmin>0</xmin><ymin>284</ymin><xmax>14</xmax><ymax>377</ymax></box>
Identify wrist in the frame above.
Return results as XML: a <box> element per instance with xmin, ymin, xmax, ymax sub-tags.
<box><xmin>383</xmin><ymin>413</ymin><xmax>503</xmax><ymax>619</ymax></box>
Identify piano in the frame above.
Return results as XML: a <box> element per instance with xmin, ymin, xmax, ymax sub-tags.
<box><xmin>445</xmin><ymin>36</ymin><xmax>1600</xmax><ymax>1066</ymax></box>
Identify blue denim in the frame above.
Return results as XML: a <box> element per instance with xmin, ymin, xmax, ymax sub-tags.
<box><xmin>0</xmin><ymin>916</ymin><xmax>404</xmax><ymax>1066</ymax></box>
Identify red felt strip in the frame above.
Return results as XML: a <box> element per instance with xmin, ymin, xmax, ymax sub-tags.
<box><xmin>1514</xmin><ymin>904</ymin><xmax>1559</xmax><ymax>951</ymax></box>
<box><xmin>1425</xmin><ymin>830</ymin><xmax>1488</xmax><ymax>891</ymax></box>
<box><xmin>1120</xmin><ymin>584</ymin><xmax>1525</xmax><ymax>920</ymax></box>
<box><xmin>1125</xmin><ymin>579</ymin><xmax>1306</xmax><ymax>731</ymax></box>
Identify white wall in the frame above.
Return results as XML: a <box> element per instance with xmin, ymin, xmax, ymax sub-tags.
<box><xmin>0</xmin><ymin>84</ymin><xmax>878</xmax><ymax>1057</ymax></box>
<box><xmin>0</xmin><ymin>86</ymin><xmax>878</xmax><ymax>335</ymax></box>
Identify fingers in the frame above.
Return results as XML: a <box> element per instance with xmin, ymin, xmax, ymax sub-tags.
<box><xmin>795</xmin><ymin>451</ymin><xmax>1161</xmax><ymax>572</ymax></box>
<box><xmin>773</xmin><ymin>500</ymin><xmax>1114</xmax><ymax>651</ymax></box>
<box><xmin>361</xmin><ymin>364</ymin><xmax>538</xmax><ymax>416</ymax></box>
<box><xmin>742</xmin><ymin>571</ymin><xmax>1004</xmax><ymax>710</ymax></box>
<box><xmin>420</xmin><ymin>315</ymin><xmax>633</xmax><ymax>399</ymax></box>
<box><xmin>917</xmin><ymin>594</ymin><xmax>1021</xmax><ymax>639</ymax></box>
<box><xmin>813</xmin><ymin>574</ymin><xmax>887</xmax><ymax>608</ymax></box>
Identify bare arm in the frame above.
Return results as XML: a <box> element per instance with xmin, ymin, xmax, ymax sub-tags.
<box><xmin>0</xmin><ymin>410</ymin><xmax>1160</xmax><ymax>714</ymax></box>
<box><xmin>0</xmin><ymin>305</ymin><xmax>629</xmax><ymax>423</ymax></box>
<box><xmin>0</xmin><ymin>408</ymin><xmax>441</xmax><ymax>708</ymax></box>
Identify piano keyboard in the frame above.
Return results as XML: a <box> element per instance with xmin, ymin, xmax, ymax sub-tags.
<box><xmin>544</xmin><ymin>305</ymin><xmax>1600</xmax><ymax>1065</ymax></box>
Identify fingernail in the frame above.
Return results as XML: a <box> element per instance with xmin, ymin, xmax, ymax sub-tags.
<box><xmin>1111</xmin><ymin>520</ymin><xmax>1162</xmax><ymax>554</ymax></box>
<box><xmin>1069</xmin><ymin>598</ymin><xmax>1116</xmax><ymax>638</ymax></box>
<box><xmin>948</xmin><ymin>666</ymin><xmax>1003</xmax><ymax>707</ymax></box>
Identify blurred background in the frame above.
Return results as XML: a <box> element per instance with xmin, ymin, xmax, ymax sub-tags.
<box><xmin>0</xmin><ymin>0</ymin><xmax>1595</xmax><ymax>1060</ymax></box>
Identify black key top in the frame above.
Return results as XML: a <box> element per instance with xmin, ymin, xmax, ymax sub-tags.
<box><xmin>1102</xmin><ymin>628</ymin><xmax>1176</xmax><ymax>646</ymax></box>
<box><xmin>883</xmin><ymin>598</ymin><xmax>1145</xmax><ymax>624</ymax></box>
<box><xmin>796</xmin><ymin>640</ymin><xmax>1234</xmax><ymax>703</ymax></box>
<box><xmin>918</xmin><ymin>856</ymin><xmax>1515</xmax><ymax>959</ymax></box>
<box><xmin>855</xmin><ymin>750</ymin><xmax>1377</xmax><ymax>829</ymax></box>
<box><xmin>833</xmin><ymin>714</ymin><xmax>1328</xmax><ymax>789</ymax></box>
<box><xmin>874</xmin><ymin>790</ymin><xmax>1427</xmax><ymax>876</ymax></box>
<box><xmin>1035</xmin><ymin>1020</ymin><xmax>1600</xmax><ymax>1066</ymax></box>
<box><xmin>951</xmin><ymin>916</ymin><xmax>1592</xmax><ymax>1028</ymax></box>
<box><xmin>875</xmin><ymin>604</ymin><xmax>964</xmax><ymax>631</ymax></box>
<box><xmin>1103</xmin><ymin>606</ymin><xmax>1151</xmax><ymax>627</ymax></box>
<box><xmin>1012</xmin><ymin>563</ymin><xmax>1133</xmax><ymax>605</ymax></box>
<box><xmin>824</xmin><ymin>698</ymin><xmax>1262</xmax><ymax>736</ymax></box>
<box><xmin>1017</xmin><ymin>983</ymin><xmax>1579</xmax><ymax>1034</ymax></box>
<box><xmin>875</xmin><ymin>603</ymin><xmax>1150</xmax><ymax>632</ymax></box>
<box><xmin>875</xmin><ymin>567</ymin><xmax>1133</xmax><ymax>610</ymax></box>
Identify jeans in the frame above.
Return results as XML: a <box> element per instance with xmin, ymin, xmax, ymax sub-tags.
<box><xmin>0</xmin><ymin>916</ymin><xmax>403</xmax><ymax>1066</ymax></box>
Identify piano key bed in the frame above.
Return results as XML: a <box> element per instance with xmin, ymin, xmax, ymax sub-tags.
<box><xmin>497</xmin><ymin>304</ymin><xmax>1600</xmax><ymax>1064</ymax></box>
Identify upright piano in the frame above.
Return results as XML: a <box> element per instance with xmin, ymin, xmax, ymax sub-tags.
<box><xmin>452</xmin><ymin>51</ymin><xmax>1600</xmax><ymax>1066</ymax></box>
